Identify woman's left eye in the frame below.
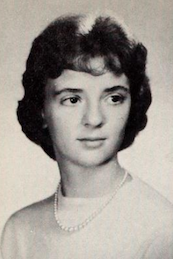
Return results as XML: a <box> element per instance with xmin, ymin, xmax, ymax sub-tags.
<box><xmin>106</xmin><ymin>95</ymin><xmax>125</xmax><ymax>104</ymax></box>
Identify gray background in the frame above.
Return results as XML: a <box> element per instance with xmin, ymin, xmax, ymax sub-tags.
<box><xmin>0</xmin><ymin>0</ymin><xmax>173</xmax><ymax>236</ymax></box>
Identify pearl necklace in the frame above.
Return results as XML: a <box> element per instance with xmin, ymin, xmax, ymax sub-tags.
<box><xmin>54</xmin><ymin>170</ymin><xmax>128</xmax><ymax>232</ymax></box>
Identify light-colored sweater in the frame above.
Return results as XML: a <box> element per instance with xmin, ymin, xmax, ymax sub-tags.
<box><xmin>1</xmin><ymin>175</ymin><xmax>173</xmax><ymax>259</ymax></box>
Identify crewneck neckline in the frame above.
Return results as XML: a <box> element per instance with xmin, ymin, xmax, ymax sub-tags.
<box><xmin>55</xmin><ymin>172</ymin><xmax>134</xmax><ymax>227</ymax></box>
<box><xmin>57</xmin><ymin>171</ymin><xmax>133</xmax><ymax>207</ymax></box>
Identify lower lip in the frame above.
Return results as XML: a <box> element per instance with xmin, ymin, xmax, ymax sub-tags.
<box><xmin>79</xmin><ymin>140</ymin><xmax>106</xmax><ymax>149</ymax></box>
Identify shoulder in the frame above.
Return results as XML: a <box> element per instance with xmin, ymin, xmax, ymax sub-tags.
<box><xmin>1</xmin><ymin>195</ymin><xmax>54</xmax><ymax>240</ymax></box>
<box><xmin>133</xmin><ymin>176</ymin><xmax>173</xmax><ymax>212</ymax></box>
<box><xmin>123</xmin><ymin>174</ymin><xmax>173</xmax><ymax>231</ymax></box>
<box><xmin>1</xmin><ymin>195</ymin><xmax>55</xmax><ymax>258</ymax></box>
<box><xmin>141</xmin><ymin>223</ymin><xmax>173</xmax><ymax>258</ymax></box>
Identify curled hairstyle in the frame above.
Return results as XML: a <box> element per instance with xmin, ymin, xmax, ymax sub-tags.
<box><xmin>17</xmin><ymin>13</ymin><xmax>152</xmax><ymax>160</ymax></box>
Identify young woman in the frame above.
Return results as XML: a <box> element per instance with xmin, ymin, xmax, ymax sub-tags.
<box><xmin>1</xmin><ymin>12</ymin><xmax>173</xmax><ymax>259</ymax></box>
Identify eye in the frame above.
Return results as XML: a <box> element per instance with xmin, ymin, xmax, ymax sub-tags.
<box><xmin>61</xmin><ymin>96</ymin><xmax>81</xmax><ymax>106</ymax></box>
<box><xmin>106</xmin><ymin>94</ymin><xmax>125</xmax><ymax>105</ymax></box>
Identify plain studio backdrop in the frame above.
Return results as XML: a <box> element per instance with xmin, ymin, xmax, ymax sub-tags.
<box><xmin>0</xmin><ymin>0</ymin><xmax>173</xmax><ymax>236</ymax></box>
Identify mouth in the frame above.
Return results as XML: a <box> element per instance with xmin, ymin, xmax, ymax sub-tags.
<box><xmin>78</xmin><ymin>138</ymin><xmax>106</xmax><ymax>148</ymax></box>
<box><xmin>78</xmin><ymin>138</ymin><xmax>106</xmax><ymax>142</ymax></box>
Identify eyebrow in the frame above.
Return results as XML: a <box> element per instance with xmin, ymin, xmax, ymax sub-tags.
<box><xmin>54</xmin><ymin>88</ymin><xmax>83</xmax><ymax>95</ymax></box>
<box><xmin>54</xmin><ymin>85</ymin><xmax>129</xmax><ymax>95</ymax></box>
<box><xmin>103</xmin><ymin>85</ymin><xmax>129</xmax><ymax>93</ymax></box>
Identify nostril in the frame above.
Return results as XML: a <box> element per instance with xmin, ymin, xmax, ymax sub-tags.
<box><xmin>95</xmin><ymin>122</ymin><xmax>104</xmax><ymax>128</ymax></box>
<box><xmin>84</xmin><ymin>121</ymin><xmax>104</xmax><ymax>129</ymax></box>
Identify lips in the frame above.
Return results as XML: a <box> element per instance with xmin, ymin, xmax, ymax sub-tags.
<box><xmin>78</xmin><ymin>138</ymin><xmax>106</xmax><ymax>142</ymax></box>
<box><xmin>78</xmin><ymin>137</ymin><xmax>106</xmax><ymax>149</ymax></box>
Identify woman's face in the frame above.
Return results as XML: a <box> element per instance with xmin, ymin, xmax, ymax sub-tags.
<box><xmin>44</xmin><ymin>69</ymin><xmax>131</xmax><ymax>167</ymax></box>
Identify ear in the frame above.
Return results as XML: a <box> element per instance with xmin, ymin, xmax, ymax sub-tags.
<box><xmin>41</xmin><ymin>111</ymin><xmax>48</xmax><ymax>129</ymax></box>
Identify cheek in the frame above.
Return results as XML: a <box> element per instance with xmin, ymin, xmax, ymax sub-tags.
<box><xmin>47</xmin><ymin>113</ymin><xmax>78</xmax><ymax>144</ymax></box>
<box><xmin>107</xmin><ymin>107</ymin><xmax>130</xmax><ymax>128</ymax></box>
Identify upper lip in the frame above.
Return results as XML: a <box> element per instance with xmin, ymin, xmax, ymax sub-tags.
<box><xmin>78</xmin><ymin>137</ymin><xmax>106</xmax><ymax>141</ymax></box>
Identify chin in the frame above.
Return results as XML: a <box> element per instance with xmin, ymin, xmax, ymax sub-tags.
<box><xmin>72</xmin><ymin>153</ymin><xmax>115</xmax><ymax>168</ymax></box>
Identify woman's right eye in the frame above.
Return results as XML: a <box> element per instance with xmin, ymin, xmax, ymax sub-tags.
<box><xmin>61</xmin><ymin>96</ymin><xmax>81</xmax><ymax>106</ymax></box>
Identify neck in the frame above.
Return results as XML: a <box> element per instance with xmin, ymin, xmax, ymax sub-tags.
<box><xmin>57</xmin><ymin>157</ymin><xmax>125</xmax><ymax>198</ymax></box>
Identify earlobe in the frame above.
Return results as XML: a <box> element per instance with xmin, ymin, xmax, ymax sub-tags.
<box><xmin>41</xmin><ymin>111</ymin><xmax>48</xmax><ymax>129</ymax></box>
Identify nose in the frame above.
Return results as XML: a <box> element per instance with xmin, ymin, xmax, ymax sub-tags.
<box><xmin>82</xmin><ymin>102</ymin><xmax>105</xmax><ymax>128</ymax></box>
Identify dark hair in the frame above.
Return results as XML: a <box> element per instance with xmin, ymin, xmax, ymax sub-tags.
<box><xmin>17</xmin><ymin>13</ymin><xmax>152</xmax><ymax>160</ymax></box>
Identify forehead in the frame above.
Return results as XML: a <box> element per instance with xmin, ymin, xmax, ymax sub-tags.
<box><xmin>46</xmin><ymin>70</ymin><xmax>129</xmax><ymax>92</ymax></box>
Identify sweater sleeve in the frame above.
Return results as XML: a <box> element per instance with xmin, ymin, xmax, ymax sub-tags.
<box><xmin>1</xmin><ymin>216</ymin><xmax>22</xmax><ymax>259</ymax></box>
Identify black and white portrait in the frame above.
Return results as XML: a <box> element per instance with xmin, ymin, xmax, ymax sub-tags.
<box><xmin>0</xmin><ymin>1</ymin><xmax>173</xmax><ymax>258</ymax></box>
